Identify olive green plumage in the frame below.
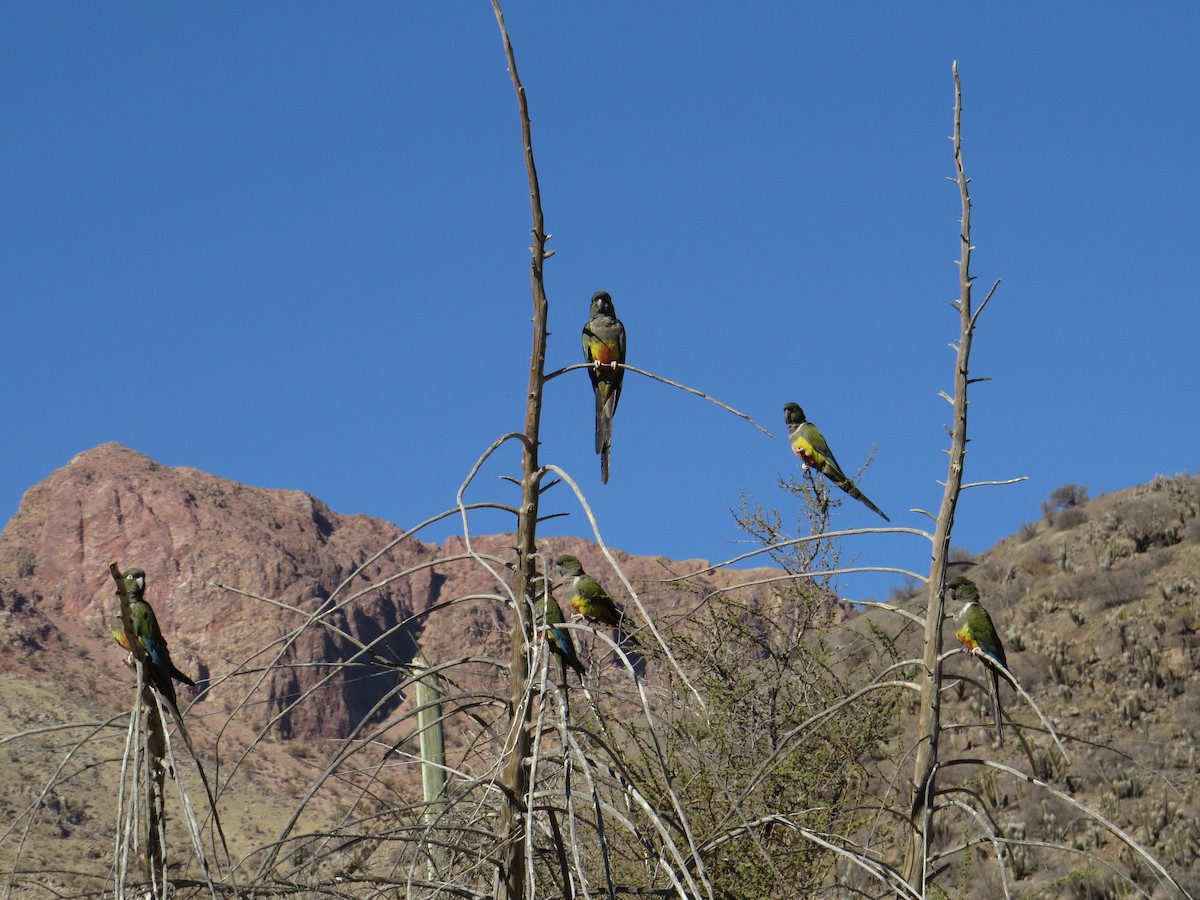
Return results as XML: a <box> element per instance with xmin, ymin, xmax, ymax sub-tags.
<box><xmin>554</xmin><ymin>554</ymin><xmax>635</xmax><ymax>644</ymax></box>
<box><xmin>531</xmin><ymin>575</ymin><xmax>585</xmax><ymax>679</ymax></box>
<box><xmin>582</xmin><ymin>291</ymin><xmax>626</xmax><ymax>484</ymax></box>
<box><xmin>950</xmin><ymin>576</ymin><xmax>1014</xmax><ymax>744</ymax></box>
<box><xmin>783</xmin><ymin>402</ymin><xmax>889</xmax><ymax>522</ymax></box>
<box><xmin>113</xmin><ymin>567</ymin><xmax>195</xmax><ymax>712</ymax></box>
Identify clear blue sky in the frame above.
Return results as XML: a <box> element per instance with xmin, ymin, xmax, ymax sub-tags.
<box><xmin>4</xmin><ymin>4</ymin><xmax>1198</xmax><ymax>600</ymax></box>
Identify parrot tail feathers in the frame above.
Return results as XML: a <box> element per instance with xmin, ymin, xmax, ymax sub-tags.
<box><xmin>990</xmin><ymin>669</ymin><xmax>1005</xmax><ymax>746</ymax></box>
<box><xmin>859</xmin><ymin>494</ymin><xmax>890</xmax><ymax>523</ymax></box>
<box><xmin>149</xmin><ymin>668</ymin><xmax>181</xmax><ymax>715</ymax></box>
<box><xmin>844</xmin><ymin>481</ymin><xmax>890</xmax><ymax>522</ymax></box>
<box><xmin>552</xmin><ymin>627</ymin><xmax>586</xmax><ymax>677</ymax></box>
<box><xmin>996</xmin><ymin>659</ymin><xmax>1019</xmax><ymax>691</ymax></box>
<box><xmin>596</xmin><ymin>390</ymin><xmax>614</xmax><ymax>483</ymax></box>
<box><xmin>594</xmin><ymin>390</ymin><xmax>607</xmax><ymax>454</ymax></box>
<box><xmin>565</xmin><ymin>652</ymin><xmax>585</xmax><ymax>679</ymax></box>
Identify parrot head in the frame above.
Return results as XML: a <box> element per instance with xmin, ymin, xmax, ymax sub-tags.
<box><xmin>590</xmin><ymin>291</ymin><xmax>614</xmax><ymax>318</ymax></box>
<box><xmin>123</xmin><ymin>567</ymin><xmax>147</xmax><ymax>601</ymax></box>
<box><xmin>555</xmin><ymin>554</ymin><xmax>584</xmax><ymax>577</ymax></box>
<box><xmin>946</xmin><ymin>576</ymin><xmax>980</xmax><ymax>603</ymax></box>
<box><xmin>783</xmin><ymin>402</ymin><xmax>807</xmax><ymax>427</ymax></box>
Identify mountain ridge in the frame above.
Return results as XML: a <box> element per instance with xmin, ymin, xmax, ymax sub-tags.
<box><xmin>0</xmin><ymin>442</ymin><xmax>786</xmax><ymax>739</ymax></box>
<box><xmin>2</xmin><ymin>444</ymin><xmax>1197</xmax><ymax>895</ymax></box>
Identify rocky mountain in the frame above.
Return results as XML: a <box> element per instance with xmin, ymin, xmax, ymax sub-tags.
<box><xmin>2</xmin><ymin>445</ymin><xmax>1197</xmax><ymax>897</ymax></box>
<box><xmin>870</xmin><ymin>473</ymin><xmax>1200</xmax><ymax>894</ymax></box>
<box><xmin>1</xmin><ymin>443</ymin><xmax>430</xmax><ymax>740</ymax></box>
<box><xmin>0</xmin><ymin>444</ymin><xmax>781</xmax><ymax>743</ymax></box>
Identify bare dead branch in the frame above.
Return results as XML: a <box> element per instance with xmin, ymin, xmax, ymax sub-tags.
<box><xmin>960</xmin><ymin>477</ymin><xmax>1028</xmax><ymax>489</ymax></box>
<box><xmin>903</xmin><ymin>59</ymin><xmax>983</xmax><ymax>891</ymax></box>
<box><xmin>545</xmin><ymin>362</ymin><xmax>775</xmax><ymax>438</ymax></box>
<box><xmin>664</xmin><ymin>527</ymin><xmax>933</xmax><ymax>581</ymax></box>
<box><xmin>943</xmin><ymin>759</ymin><xmax>1190</xmax><ymax>897</ymax></box>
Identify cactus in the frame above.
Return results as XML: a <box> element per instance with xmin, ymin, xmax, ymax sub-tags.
<box><xmin>415</xmin><ymin>654</ymin><xmax>449</xmax><ymax>882</ymax></box>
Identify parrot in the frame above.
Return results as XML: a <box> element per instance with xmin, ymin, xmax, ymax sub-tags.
<box><xmin>113</xmin><ymin>567</ymin><xmax>195</xmax><ymax>712</ymax></box>
<box><xmin>531</xmin><ymin>575</ymin><xmax>585</xmax><ymax>681</ymax></box>
<box><xmin>582</xmin><ymin>290</ymin><xmax>626</xmax><ymax>484</ymax></box>
<box><xmin>783</xmin><ymin>402</ymin><xmax>889</xmax><ymax>521</ymax></box>
<box><xmin>949</xmin><ymin>576</ymin><xmax>1014</xmax><ymax>744</ymax></box>
<box><xmin>554</xmin><ymin>554</ymin><xmax>635</xmax><ymax>644</ymax></box>
<box><xmin>111</xmin><ymin>614</ymin><xmax>135</xmax><ymax>652</ymax></box>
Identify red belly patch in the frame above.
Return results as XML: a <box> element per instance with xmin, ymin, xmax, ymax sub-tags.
<box><xmin>793</xmin><ymin>443</ymin><xmax>818</xmax><ymax>467</ymax></box>
<box><xmin>592</xmin><ymin>344</ymin><xmax>617</xmax><ymax>365</ymax></box>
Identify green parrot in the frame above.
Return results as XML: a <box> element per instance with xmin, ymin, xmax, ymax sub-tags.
<box><xmin>949</xmin><ymin>576</ymin><xmax>1014</xmax><ymax>745</ymax></box>
<box><xmin>783</xmin><ymin>402</ymin><xmax>889</xmax><ymax>522</ymax></box>
<box><xmin>111</xmin><ymin>614</ymin><xmax>135</xmax><ymax>653</ymax></box>
<box><xmin>582</xmin><ymin>291</ymin><xmax>626</xmax><ymax>484</ymax></box>
<box><xmin>531</xmin><ymin>575</ymin><xmax>585</xmax><ymax>681</ymax></box>
<box><xmin>554</xmin><ymin>554</ymin><xmax>634</xmax><ymax>643</ymax></box>
<box><xmin>113</xmin><ymin>567</ymin><xmax>195</xmax><ymax>712</ymax></box>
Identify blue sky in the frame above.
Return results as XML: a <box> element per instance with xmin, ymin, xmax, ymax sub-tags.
<box><xmin>4</xmin><ymin>4</ymin><xmax>1198</xmax><ymax>600</ymax></box>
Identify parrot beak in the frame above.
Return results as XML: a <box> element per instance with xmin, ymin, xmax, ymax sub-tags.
<box><xmin>134</xmin><ymin>574</ymin><xmax>145</xmax><ymax>592</ymax></box>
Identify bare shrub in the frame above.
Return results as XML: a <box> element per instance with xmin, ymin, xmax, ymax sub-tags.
<box><xmin>1042</xmin><ymin>484</ymin><xmax>1090</xmax><ymax>519</ymax></box>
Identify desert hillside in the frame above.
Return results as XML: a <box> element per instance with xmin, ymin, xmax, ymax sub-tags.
<box><xmin>0</xmin><ymin>443</ymin><xmax>788</xmax><ymax>895</ymax></box>
<box><xmin>862</xmin><ymin>475</ymin><xmax>1200</xmax><ymax>896</ymax></box>
<box><xmin>1</xmin><ymin>446</ymin><xmax>1196</xmax><ymax>898</ymax></box>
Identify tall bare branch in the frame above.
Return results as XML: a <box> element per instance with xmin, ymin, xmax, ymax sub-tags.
<box><xmin>902</xmin><ymin>60</ymin><xmax>988</xmax><ymax>889</ymax></box>
<box><xmin>490</xmin><ymin>2</ymin><xmax>549</xmax><ymax>897</ymax></box>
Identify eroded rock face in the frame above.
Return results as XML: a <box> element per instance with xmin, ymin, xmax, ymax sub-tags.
<box><xmin>0</xmin><ymin>443</ymin><xmax>435</xmax><ymax>738</ymax></box>
<box><xmin>0</xmin><ymin>443</ymin><xmax>789</xmax><ymax>740</ymax></box>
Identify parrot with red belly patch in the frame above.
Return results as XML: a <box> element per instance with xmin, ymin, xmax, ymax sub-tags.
<box><xmin>783</xmin><ymin>402</ymin><xmax>889</xmax><ymax>521</ymax></box>
<box><xmin>583</xmin><ymin>291</ymin><xmax>626</xmax><ymax>484</ymax></box>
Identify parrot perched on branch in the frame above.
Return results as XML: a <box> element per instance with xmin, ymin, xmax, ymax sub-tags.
<box><xmin>950</xmin><ymin>576</ymin><xmax>1015</xmax><ymax>745</ymax></box>
<box><xmin>582</xmin><ymin>291</ymin><xmax>626</xmax><ymax>484</ymax></box>
<box><xmin>554</xmin><ymin>554</ymin><xmax>635</xmax><ymax>646</ymax></box>
<box><xmin>112</xmin><ymin>567</ymin><xmax>195</xmax><ymax>713</ymax></box>
<box><xmin>531</xmin><ymin>575</ymin><xmax>585</xmax><ymax>682</ymax></box>
<box><xmin>783</xmin><ymin>402</ymin><xmax>889</xmax><ymax>522</ymax></box>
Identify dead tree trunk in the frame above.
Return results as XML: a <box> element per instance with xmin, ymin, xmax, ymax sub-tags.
<box><xmin>491</xmin><ymin>3</ymin><xmax>550</xmax><ymax>897</ymax></box>
<box><xmin>902</xmin><ymin>62</ymin><xmax>996</xmax><ymax>890</ymax></box>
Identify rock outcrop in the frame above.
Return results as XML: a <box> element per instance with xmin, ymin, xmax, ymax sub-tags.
<box><xmin>0</xmin><ymin>443</ymin><xmax>785</xmax><ymax>740</ymax></box>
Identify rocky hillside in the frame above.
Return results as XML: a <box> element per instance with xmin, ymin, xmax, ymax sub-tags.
<box><xmin>0</xmin><ymin>444</ymin><xmax>779</xmax><ymax>739</ymax></box>
<box><xmin>0</xmin><ymin>443</ymin><xmax>436</xmax><ymax>740</ymax></box>
<box><xmin>0</xmin><ymin>443</ymin><xmax>787</xmax><ymax>893</ymax></box>
<box><xmin>1</xmin><ymin>446</ymin><xmax>1197</xmax><ymax>897</ymax></box>
<box><xmin>866</xmin><ymin>473</ymin><xmax>1200</xmax><ymax>895</ymax></box>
